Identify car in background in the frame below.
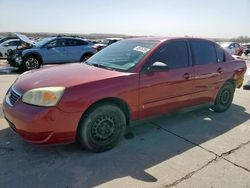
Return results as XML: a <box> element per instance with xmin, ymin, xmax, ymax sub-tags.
<box><xmin>0</xmin><ymin>36</ymin><xmax>18</xmax><ymax>45</ymax></box>
<box><xmin>95</xmin><ymin>38</ymin><xmax>122</xmax><ymax>51</ymax></box>
<box><xmin>3</xmin><ymin>37</ymin><xmax>247</xmax><ymax>152</ymax></box>
<box><xmin>220</xmin><ymin>42</ymin><xmax>244</xmax><ymax>56</ymax></box>
<box><xmin>0</xmin><ymin>39</ymin><xmax>22</xmax><ymax>58</ymax></box>
<box><xmin>8</xmin><ymin>36</ymin><xmax>97</xmax><ymax>70</ymax></box>
<box><xmin>242</xmin><ymin>43</ymin><xmax>250</xmax><ymax>56</ymax></box>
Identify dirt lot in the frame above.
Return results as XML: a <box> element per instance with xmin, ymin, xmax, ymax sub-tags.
<box><xmin>0</xmin><ymin>59</ymin><xmax>250</xmax><ymax>188</ymax></box>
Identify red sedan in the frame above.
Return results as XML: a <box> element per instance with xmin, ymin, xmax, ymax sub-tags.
<box><xmin>3</xmin><ymin>37</ymin><xmax>247</xmax><ymax>152</ymax></box>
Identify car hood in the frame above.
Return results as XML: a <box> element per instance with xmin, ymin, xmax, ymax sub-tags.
<box><xmin>13</xmin><ymin>63</ymin><xmax>132</xmax><ymax>94</ymax></box>
<box><xmin>15</xmin><ymin>33</ymin><xmax>36</xmax><ymax>45</ymax></box>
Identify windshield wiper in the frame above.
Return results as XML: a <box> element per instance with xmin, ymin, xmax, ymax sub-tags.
<box><xmin>84</xmin><ymin>61</ymin><xmax>92</xmax><ymax>66</ymax></box>
<box><xmin>91</xmin><ymin>63</ymin><xmax>117</xmax><ymax>71</ymax></box>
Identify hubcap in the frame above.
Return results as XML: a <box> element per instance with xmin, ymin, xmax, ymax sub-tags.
<box><xmin>25</xmin><ymin>58</ymin><xmax>39</xmax><ymax>70</ymax></box>
<box><xmin>91</xmin><ymin>116</ymin><xmax>116</xmax><ymax>141</ymax></box>
<box><xmin>220</xmin><ymin>90</ymin><xmax>230</xmax><ymax>105</ymax></box>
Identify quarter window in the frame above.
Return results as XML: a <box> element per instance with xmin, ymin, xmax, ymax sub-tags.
<box><xmin>190</xmin><ymin>40</ymin><xmax>217</xmax><ymax>65</ymax></box>
<box><xmin>149</xmin><ymin>40</ymin><xmax>189</xmax><ymax>69</ymax></box>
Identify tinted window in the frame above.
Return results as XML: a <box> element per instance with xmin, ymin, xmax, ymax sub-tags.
<box><xmin>56</xmin><ymin>39</ymin><xmax>67</xmax><ymax>47</ymax></box>
<box><xmin>149</xmin><ymin>40</ymin><xmax>189</xmax><ymax>69</ymax></box>
<box><xmin>215</xmin><ymin>44</ymin><xmax>225</xmax><ymax>62</ymax></box>
<box><xmin>47</xmin><ymin>39</ymin><xmax>66</xmax><ymax>48</ymax></box>
<box><xmin>190</xmin><ymin>40</ymin><xmax>217</xmax><ymax>65</ymax></box>
<box><xmin>234</xmin><ymin>43</ymin><xmax>240</xmax><ymax>48</ymax></box>
<box><xmin>8</xmin><ymin>41</ymin><xmax>21</xmax><ymax>46</ymax></box>
<box><xmin>67</xmin><ymin>39</ymin><xmax>88</xmax><ymax>46</ymax></box>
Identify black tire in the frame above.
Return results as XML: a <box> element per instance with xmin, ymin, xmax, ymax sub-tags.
<box><xmin>78</xmin><ymin>104</ymin><xmax>126</xmax><ymax>152</ymax></box>
<box><xmin>80</xmin><ymin>54</ymin><xmax>92</xmax><ymax>62</ymax></box>
<box><xmin>212</xmin><ymin>82</ymin><xmax>235</xmax><ymax>112</ymax></box>
<box><xmin>23</xmin><ymin>56</ymin><xmax>41</xmax><ymax>70</ymax></box>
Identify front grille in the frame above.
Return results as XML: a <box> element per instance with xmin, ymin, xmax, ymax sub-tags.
<box><xmin>7</xmin><ymin>89</ymin><xmax>21</xmax><ymax>106</ymax></box>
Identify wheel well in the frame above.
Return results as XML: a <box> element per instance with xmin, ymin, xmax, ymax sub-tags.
<box><xmin>80</xmin><ymin>98</ymin><xmax>131</xmax><ymax>126</ymax></box>
<box><xmin>227</xmin><ymin>79</ymin><xmax>236</xmax><ymax>89</ymax></box>
<box><xmin>23</xmin><ymin>53</ymin><xmax>43</xmax><ymax>64</ymax></box>
<box><xmin>80</xmin><ymin>52</ymin><xmax>93</xmax><ymax>61</ymax></box>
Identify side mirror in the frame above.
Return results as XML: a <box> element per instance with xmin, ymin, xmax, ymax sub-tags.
<box><xmin>147</xmin><ymin>61</ymin><xmax>169</xmax><ymax>72</ymax></box>
<box><xmin>4</xmin><ymin>44</ymin><xmax>9</xmax><ymax>47</ymax></box>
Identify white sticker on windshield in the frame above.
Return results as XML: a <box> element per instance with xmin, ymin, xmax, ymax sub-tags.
<box><xmin>133</xmin><ymin>46</ymin><xmax>150</xmax><ymax>53</ymax></box>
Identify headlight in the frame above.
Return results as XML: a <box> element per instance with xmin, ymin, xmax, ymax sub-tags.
<box><xmin>22</xmin><ymin>87</ymin><xmax>65</xmax><ymax>107</ymax></box>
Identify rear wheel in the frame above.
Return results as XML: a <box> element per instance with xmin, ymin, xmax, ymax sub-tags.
<box><xmin>23</xmin><ymin>56</ymin><xmax>41</xmax><ymax>70</ymax></box>
<box><xmin>78</xmin><ymin>104</ymin><xmax>126</xmax><ymax>152</ymax></box>
<box><xmin>212</xmin><ymin>82</ymin><xmax>235</xmax><ymax>112</ymax></box>
<box><xmin>80</xmin><ymin>54</ymin><xmax>92</xmax><ymax>62</ymax></box>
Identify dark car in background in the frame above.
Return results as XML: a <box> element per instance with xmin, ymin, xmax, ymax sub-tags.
<box><xmin>0</xmin><ymin>36</ymin><xmax>18</xmax><ymax>45</ymax></box>
<box><xmin>8</xmin><ymin>35</ymin><xmax>97</xmax><ymax>70</ymax></box>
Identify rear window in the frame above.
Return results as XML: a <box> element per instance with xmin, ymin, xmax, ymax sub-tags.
<box><xmin>67</xmin><ymin>39</ymin><xmax>88</xmax><ymax>46</ymax></box>
<box><xmin>190</xmin><ymin>40</ymin><xmax>217</xmax><ymax>65</ymax></box>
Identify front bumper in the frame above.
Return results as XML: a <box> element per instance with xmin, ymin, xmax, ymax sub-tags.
<box><xmin>7</xmin><ymin>56</ymin><xmax>23</xmax><ymax>68</ymax></box>
<box><xmin>3</xmin><ymin>95</ymin><xmax>82</xmax><ymax>144</ymax></box>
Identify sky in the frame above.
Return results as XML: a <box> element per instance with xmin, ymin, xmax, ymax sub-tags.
<box><xmin>0</xmin><ymin>0</ymin><xmax>249</xmax><ymax>38</ymax></box>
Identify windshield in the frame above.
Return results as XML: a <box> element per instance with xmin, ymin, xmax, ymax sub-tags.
<box><xmin>86</xmin><ymin>39</ymin><xmax>159</xmax><ymax>72</ymax></box>
<box><xmin>35</xmin><ymin>37</ymin><xmax>55</xmax><ymax>47</ymax></box>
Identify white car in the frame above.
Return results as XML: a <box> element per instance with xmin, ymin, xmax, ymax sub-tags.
<box><xmin>220</xmin><ymin>42</ymin><xmax>243</xmax><ymax>56</ymax></box>
<box><xmin>0</xmin><ymin>39</ymin><xmax>21</xmax><ymax>58</ymax></box>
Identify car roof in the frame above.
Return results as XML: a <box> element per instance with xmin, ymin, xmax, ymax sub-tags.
<box><xmin>3</xmin><ymin>39</ymin><xmax>20</xmax><ymax>43</ymax></box>
<box><xmin>56</xmin><ymin>37</ymin><xmax>87</xmax><ymax>41</ymax></box>
<box><xmin>124</xmin><ymin>36</ymin><xmax>214</xmax><ymax>43</ymax></box>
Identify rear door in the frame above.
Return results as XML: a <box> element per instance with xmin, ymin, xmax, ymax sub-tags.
<box><xmin>189</xmin><ymin>39</ymin><xmax>221</xmax><ymax>105</ymax></box>
<box><xmin>139</xmin><ymin>40</ymin><xmax>195</xmax><ymax>118</ymax></box>
<box><xmin>66</xmin><ymin>39</ymin><xmax>89</xmax><ymax>62</ymax></box>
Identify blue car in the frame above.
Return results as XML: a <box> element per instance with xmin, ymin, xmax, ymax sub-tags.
<box><xmin>8</xmin><ymin>35</ymin><xmax>97</xmax><ymax>70</ymax></box>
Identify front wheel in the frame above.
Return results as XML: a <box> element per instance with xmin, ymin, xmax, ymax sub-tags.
<box><xmin>77</xmin><ymin>104</ymin><xmax>126</xmax><ymax>152</ymax></box>
<box><xmin>212</xmin><ymin>82</ymin><xmax>235</xmax><ymax>112</ymax></box>
<box><xmin>23</xmin><ymin>56</ymin><xmax>41</xmax><ymax>70</ymax></box>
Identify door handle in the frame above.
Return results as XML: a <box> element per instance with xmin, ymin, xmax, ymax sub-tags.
<box><xmin>217</xmin><ymin>67</ymin><xmax>223</xmax><ymax>73</ymax></box>
<box><xmin>183</xmin><ymin>73</ymin><xmax>192</xmax><ymax>79</ymax></box>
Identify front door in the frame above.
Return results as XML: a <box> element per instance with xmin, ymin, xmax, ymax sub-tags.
<box><xmin>41</xmin><ymin>39</ymin><xmax>69</xmax><ymax>64</ymax></box>
<box><xmin>139</xmin><ymin>40</ymin><xmax>194</xmax><ymax>118</ymax></box>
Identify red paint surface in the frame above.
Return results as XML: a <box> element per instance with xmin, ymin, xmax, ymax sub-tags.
<box><xmin>2</xmin><ymin>37</ymin><xmax>247</xmax><ymax>144</ymax></box>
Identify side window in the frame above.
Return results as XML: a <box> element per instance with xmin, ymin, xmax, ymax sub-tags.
<box><xmin>56</xmin><ymin>39</ymin><xmax>67</xmax><ymax>47</ymax></box>
<box><xmin>47</xmin><ymin>39</ymin><xmax>66</xmax><ymax>48</ymax></box>
<box><xmin>77</xmin><ymin>40</ymin><xmax>88</xmax><ymax>46</ymax></box>
<box><xmin>229</xmin><ymin>44</ymin><xmax>234</xmax><ymax>49</ymax></box>
<box><xmin>8</xmin><ymin>41</ymin><xmax>21</xmax><ymax>46</ymax></box>
<box><xmin>190</xmin><ymin>40</ymin><xmax>217</xmax><ymax>65</ymax></box>
<box><xmin>215</xmin><ymin>44</ymin><xmax>225</xmax><ymax>63</ymax></box>
<box><xmin>47</xmin><ymin>40</ymin><xmax>57</xmax><ymax>48</ymax></box>
<box><xmin>149</xmin><ymin>40</ymin><xmax>189</xmax><ymax>69</ymax></box>
<box><xmin>67</xmin><ymin>39</ymin><xmax>88</xmax><ymax>46</ymax></box>
<box><xmin>234</xmin><ymin>43</ymin><xmax>240</xmax><ymax>48</ymax></box>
